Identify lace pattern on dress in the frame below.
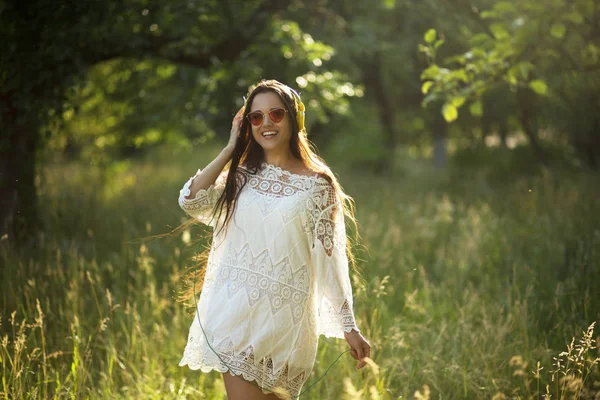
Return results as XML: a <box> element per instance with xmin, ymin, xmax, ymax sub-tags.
<box><xmin>180</xmin><ymin>333</ymin><xmax>307</xmax><ymax>398</ymax></box>
<box><xmin>307</xmin><ymin>180</ymin><xmax>360</xmax><ymax>336</ymax></box>
<box><xmin>304</xmin><ymin>179</ymin><xmax>344</xmax><ymax>256</ymax></box>
<box><xmin>178</xmin><ymin>168</ymin><xmax>229</xmax><ymax>226</ymax></box>
<box><xmin>245</xmin><ymin>162</ymin><xmax>323</xmax><ymax>197</ymax></box>
<box><xmin>318</xmin><ymin>298</ymin><xmax>358</xmax><ymax>337</ymax></box>
<box><xmin>213</xmin><ymin>243</ymin><xmax>310</xmax><ymax>324</ymax></box>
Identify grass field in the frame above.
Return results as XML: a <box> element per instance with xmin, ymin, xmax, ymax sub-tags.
<box><xmin>2</xmin><ymin>145</ymin><xmax>599</xmax><ymax>399</ymax></box>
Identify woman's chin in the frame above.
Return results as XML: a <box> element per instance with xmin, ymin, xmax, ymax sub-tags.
<box><xmin>257</xmin><ymin>138</ymin><xmax>288</xmax><ymax>151</ymax></box>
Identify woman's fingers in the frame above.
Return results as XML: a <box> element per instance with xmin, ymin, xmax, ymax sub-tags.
<box><xmin>356</xmin><ymin>345</ymin><xmax>364</xmax><ymax>361</ymax></box>
<box><xmin>364</xmin><ymin>341</ymin><xmax>371</xmax><ymax>359</ymax></box>
<box><xmin>351</xmin><ymin>340</ymin><xmax>365</xmax><ymax>369</ymax></box>
<box><xmin>355</xmin><ymin>338</ymin><xmax>371</xmax><ymax>370</ymax></box>
<box><xmin>346</xmin><ymin>332</ymin><xmax>373</xmax><ymax>370</ymax></box>
<box><xmin>356</xmin><ymin>345</ymin><xmax>366</xmax><ymax>369</ymax></box>
<box><xmin>233</xmin><ymin>107</ymin><xmax>244</xmax><ymax>123</ymax></box>
<box><xmin>229</xmin><ymin>107</ymin><xmax>246</xmax><ymax>141</ymax></box>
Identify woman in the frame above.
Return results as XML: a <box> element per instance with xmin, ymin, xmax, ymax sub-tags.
<box><xmin>178</xmin><ymin>79</ymin><xmax>371</xmax><ymax>399</ymax></box>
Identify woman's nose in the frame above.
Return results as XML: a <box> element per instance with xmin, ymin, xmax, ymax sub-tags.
<box><xmin>262</xmin><ymin>114</ymin><xmax>274</xmax><ymax>126</ymax></box>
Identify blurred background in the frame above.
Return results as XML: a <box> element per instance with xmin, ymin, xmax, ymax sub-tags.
<box><xmin>1</xmin><ymin>0</ymin><xmax>599</xmax><ymax>398</ymax></box>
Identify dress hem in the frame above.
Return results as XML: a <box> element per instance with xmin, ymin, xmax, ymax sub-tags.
<box><xmin>179</xmin><ymin>358</ymin><xmax>301</xmax><ymax>400</ymax></box>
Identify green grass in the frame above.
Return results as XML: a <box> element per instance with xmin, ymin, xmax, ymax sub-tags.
<box><xmin>1</xmin><ymin>145</ymin><xmax>599</xmax><ymax>399</ymax></box>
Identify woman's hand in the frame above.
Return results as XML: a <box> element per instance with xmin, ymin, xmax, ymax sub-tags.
<box><xmin>344</xmin><ymin>329</ymin><xmax>371</xmax><ymax>370</ymax></box>
<box><xmin>226</xmin><ymin>106</ymin><xmax>245</xmax><ymax>150</ymax></box>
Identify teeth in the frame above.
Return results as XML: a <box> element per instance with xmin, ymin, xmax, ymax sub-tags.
<box><xmin>262</xmin><ymin>131</ymin><xmax>278</xmax><ymax>137</ymax></box>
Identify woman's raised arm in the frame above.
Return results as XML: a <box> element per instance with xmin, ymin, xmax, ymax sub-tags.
<box><xmin>184</xmin><ymin>107</ymin><xmax>244</xmax><ymax>199</ymax></box>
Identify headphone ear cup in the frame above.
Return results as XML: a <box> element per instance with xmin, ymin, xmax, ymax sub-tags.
<box><xmin>291</xmin><ymin>91</ymin><xmax>306</xmax><ymax>131</ymax></box>
<box><xmin>297</xmin><ymin>110</ymin><xmax>305</xmax><ymax>131</ymax></box>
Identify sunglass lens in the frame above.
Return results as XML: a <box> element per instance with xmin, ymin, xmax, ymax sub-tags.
<box><xmin>269</xmin><ymin>109</ymin><xmax>286</xmax><ymax>123</ymax></box>
<box><xmin>249</xmin><ymin>113</ymin><xmax>263</xmax><ymax>126</ymax></box>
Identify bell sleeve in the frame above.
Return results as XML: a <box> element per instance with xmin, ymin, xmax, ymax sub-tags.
<box><xmin>178</xmin><ymin>168</ymin><xmax>228</xmax><ymax>228</ymax></box>
<box><xmin>309</xmin><ymin>181</ymin><xmax>359</xmax><ymax>339</ymax></box>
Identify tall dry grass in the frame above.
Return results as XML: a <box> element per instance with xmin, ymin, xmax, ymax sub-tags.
<box><xmin>1</xmin><ymin>145</ymin><xmax>599</xmax><ymax>399</ymax></box>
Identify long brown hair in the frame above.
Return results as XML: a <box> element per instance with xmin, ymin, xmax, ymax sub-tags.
<box><xmin>176</xmin><ymin>79</ymin><xmax>361</xmax><ymax>305</ymax></box>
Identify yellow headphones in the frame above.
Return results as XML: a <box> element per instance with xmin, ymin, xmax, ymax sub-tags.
<box><xmin>289</xmin><ymin>88</ymin><xmax>306</xmax><ymax>132</ymax></box>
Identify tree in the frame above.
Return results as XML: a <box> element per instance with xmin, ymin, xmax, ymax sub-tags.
<box><xmin>420</xmin><ymin>0</ymin><xmax>600</xmax><ymax>168</ymax></box>
<box><xmin>289</xmin><ymin>0</ymin><xmax>493</xmax><ymax>170</ymax></box>
<box><xmin>2</xmin><ymin>0</ymin><xmax>353</xmax><ymax>248</ymax></box>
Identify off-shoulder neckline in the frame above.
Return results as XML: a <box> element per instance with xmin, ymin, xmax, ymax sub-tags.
<box><xmin>238</xmin><ymin>162</ymin><xmax>330</xmax><ymax>184</ymax></box>
<box><xmin>260</xmin><ymin>161</ymin><xmax>321</xmax><ymax>179</ymax></box>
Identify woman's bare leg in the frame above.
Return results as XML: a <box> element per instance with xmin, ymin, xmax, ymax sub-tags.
<box><xmin>222</xmin><ymin>372</ymin><xmax>280</xmax><ymax>400</ymax></box>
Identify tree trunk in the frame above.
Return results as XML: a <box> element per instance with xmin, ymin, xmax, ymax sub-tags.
<box><xmin>481</xmin><ymin>106</ymin><xmax>491</xmax><ymax>147</ymax></box>
<box><xmin>498</xmin><ymin>119</ymin><xmax>508</xmax><ymax>148</ymax></box>
<box><xmin>572</xmin><ymin>92</ymin><xmax>600</xmax><ymax>170</ymax></box>
<box><xmin>360</xmin><ymin>51</ymin><xmax>397</xmax><ymax>173</ymax></box>
<box><xmin>0</xmin><ymin>93</ymin><xmax>42</xmax><ymax>247</ymax></box>
<box><xmin>516</xmin><ymin>88</ymin><xmax>548</xmax><ymax>167</ymax></box>
<box><xmin>432</xmin><ymin>110</ymin><xmax>448</xmax><ymax>168</ymax></box>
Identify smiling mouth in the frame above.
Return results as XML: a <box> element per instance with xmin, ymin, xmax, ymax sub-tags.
<box><xmin>261</xmin><ymin>131</ymin><xmax>278</xmax><ymax>138</ymax></box>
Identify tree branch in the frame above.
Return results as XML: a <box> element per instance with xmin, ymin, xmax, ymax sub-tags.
<box><xmin>85</xmin><ymin>0</ymin><xmax>291</xmax><ymax>68</ymax></box>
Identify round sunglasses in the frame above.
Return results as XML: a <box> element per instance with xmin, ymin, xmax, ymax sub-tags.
<box><xmin>246</xmin><ymin>108</ymin><xmax>289</xmax><ymax>126</ymax></box>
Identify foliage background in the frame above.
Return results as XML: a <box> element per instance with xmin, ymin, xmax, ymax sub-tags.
<box><xmin>1</xmin><ymin>0</ymin><xmax>599</xmax><ymax>398</ymax></box>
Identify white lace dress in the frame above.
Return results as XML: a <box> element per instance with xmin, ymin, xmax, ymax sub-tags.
<box><xmin>177</xmin><ymin>162</ymin><xmax>359</xmax><ymax>398</ymax></box>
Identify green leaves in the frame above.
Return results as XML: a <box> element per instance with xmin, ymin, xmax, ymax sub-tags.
<box><xmin>494</xmin><ymin>1</ymin><xmax>517</xmax><ymax>14</ymax></box>
<box><xmin>451</xmin><ymin>96</ymin><xmax>465</xmax><ymax>108</ymax></box>
<box><xmin>442</xmin><ymin>103</ymin><xmax>458</xmax><ymax>122</ymax></box>
<box><xmin>418</xmin><ymin>0</ymin><xmax>600</xmax><ymax>127</ymax></box>
<box><xmin>420</xmin><ymin>65</ymin><xmax>440</xmax><ymax>81</ymax></box>
<box><xmin>529</xmin><ymin>80</ymin><xmax>548</xmax><ymax>95</ymax></box>
<box><xmin>421</xmin><ymin>81</ymin><xmax>434</xmax><ymax>94</ymax></box>
<box><xmin>469</xmin><ymin>100</ymin><xmax>483</xmax><ymax>117</ymax></box>
<box><xmin>563</xmin><ymin>11</ymin><xmax>583</xmax><ymax>24</ymax></box>
<box><xmin>383</xmin><ymin>0</ymin><xmax>396</xmax><ymax>9</ymax></box>
<box><xmin>489</xmin><ymin>23</ymin><xmax>509</xmax><ymax>39</ymax></box>
<box><xmin>550</xmin><ymin>23</ymin><xmax>566</xmax><ymax>39</ymax></box>
<box><xmin>424</xmin><ymin>29</ymin><xmax>437</xmax><ymax>44</ymax></box>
